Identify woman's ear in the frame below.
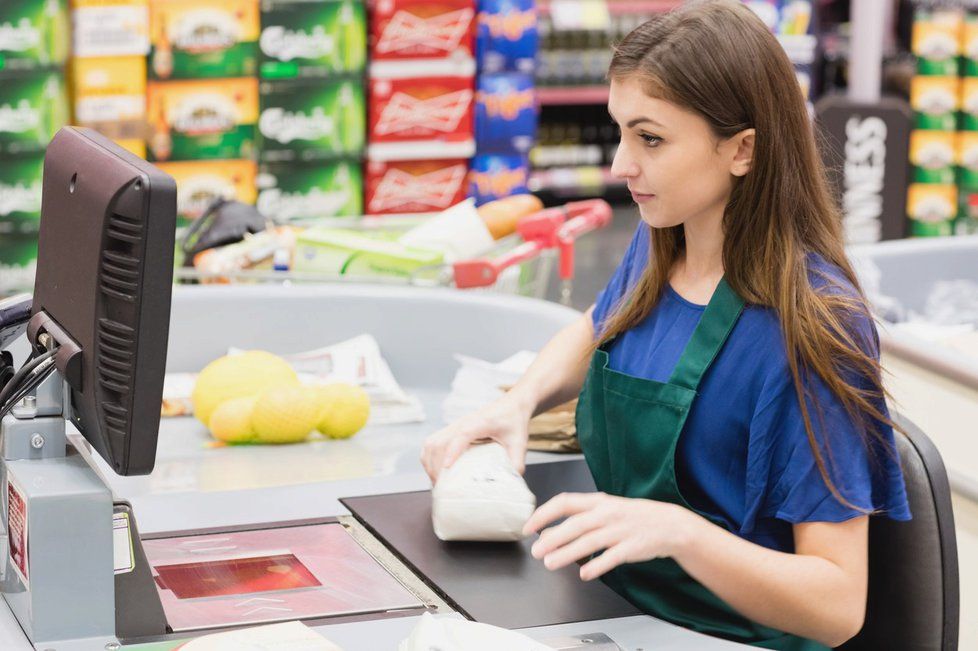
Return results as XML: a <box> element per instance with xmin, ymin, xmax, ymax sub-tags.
<box><xmin>730</xmin><ymin>128</ymin><xmax>755</xmax><ymax>177</ymax></box>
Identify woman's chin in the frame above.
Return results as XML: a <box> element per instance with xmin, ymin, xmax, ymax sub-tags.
<box><xmin>637</xmin><ymin>204</ymin><xmax>677</xmax><ymax>229</ymax></box>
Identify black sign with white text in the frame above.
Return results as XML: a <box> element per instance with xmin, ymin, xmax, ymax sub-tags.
<box><xmin>816</xmin><ymin>96</ymin><xmax>912</xmax><ymax>243</ymax></box>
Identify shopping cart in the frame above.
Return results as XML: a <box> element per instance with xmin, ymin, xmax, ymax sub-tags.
<box><xmin>173</xmin><ymin>199</ymin><xmax>613</xmax><ymax>305</ymax></box>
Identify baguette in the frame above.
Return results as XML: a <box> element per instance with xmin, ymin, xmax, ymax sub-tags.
<box><xmin>477</xmin><ymin>194</ymin><xmax>544</xmax><ymax>239</ymax></box>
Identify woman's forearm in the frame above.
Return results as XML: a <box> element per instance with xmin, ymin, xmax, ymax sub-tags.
<box><xmin>674</xmin><ymin>514</ymin><xmax>866</xmax><ymax>648</ymax></box>
<box><xmin>507</xmin><ymin>306</ymin><xmax>596</xmax><ymax>418</ymax></box>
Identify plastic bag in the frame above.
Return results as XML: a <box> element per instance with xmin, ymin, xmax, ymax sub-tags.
<box><xmin>431</xmin><ymin>442</ymin><xmax>536</xmax><ymax>542</ymax></box>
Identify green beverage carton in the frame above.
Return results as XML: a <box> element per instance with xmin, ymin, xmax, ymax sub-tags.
<box><xmin>0</xmin><ymin>154</ymin><xmax>43</xmax><ymax>234</ymax></box>
<box><xmin>957</xmin><ymin>131</ymin><xmax>978</xmax><ymax>190</ymax></box>
<box><xmin>257</xmin><ymin>160</ymin><xmax>362</xmax><ymax>222</ymax></box>
<box><xmin>0</xmin><ymin>0</ymin><xmax>69</xmax><ymax>71</ymax></box>
<box><xmin>0</xmin><ymin>69</ymin><xmax>68</xmax><ymax>155</ymax></box>
<box><xmin>910</xmin><ymin>130</ymin><xmax>955</xmax><ymax>184</ymax></box>
<box><xmin>149</xmin><ymin>0</ymin><xmax>259</xmax><ymax>80</ymax></box>
<box><xmin>293</xmin><ymin>227</ymin><xmax>442</xmax><ymax>278</ymax></box>
<box><xmin>258</xmin><ymin>77</ymin><xmax>364</xmax><ymax>162</ymax></box>
<box><xmin>912</xmin><ymin>8</ymin><xmax>962</xmax><ymax>77</ymax></box>
<box><xmin>907</xmin><ymin>182</ymin><xmax>956</xmax><ymax>237</ymax></box>
<box><xmin>147</xmin><ymin>78</ymin><xmax>258</xmax><ymax>161</ymax></box>
<box><xmin>0</xmin><ymin>233</ymin><xmax>38</xmax><ymax>296</ymax></box>
<box><xmin>911</xmin><ymin>75</ymin><xmax>959</xmax><ymax>130</ymax></box>
<box><xmin>960</xmin><ymin>77</ymin><xmax>978</xmax><ymax>131</ymax></box>
<box><xmin>963</xmin><ymin>14</ymin><xmax>978</xmax><ymax>77</ymax></box>
<box><xmin>154</xmin><ymin>159</ymin><xmax>257</xmax><ymax>224</ymax></box>
<box><xmin>259</xmin><ymin>0</ymin><xmax>366</xmax><ymax>79</ymax></box>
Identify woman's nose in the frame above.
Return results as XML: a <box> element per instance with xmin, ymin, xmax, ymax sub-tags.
<box><xmin>610</xmin><ymin>145</ymin><xmax>639</xmax><ymax>179</ymax></box>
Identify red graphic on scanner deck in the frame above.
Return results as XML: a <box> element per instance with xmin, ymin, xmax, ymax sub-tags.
<box><xmin>7</xmin><ymin>477</ymin><xmax>28</xmax><ymax>588</ymax></box>
<box><xmin>375</xmin><ymin>90</ymin><xmax>473</xmax><ymax>135</ymax></box>
<box><xmin>376</xmin><ymin>8</ymin><xmax>475</xmax><ymax>55</ymax></box>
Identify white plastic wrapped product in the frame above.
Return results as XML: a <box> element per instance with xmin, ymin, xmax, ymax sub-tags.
<box><xmin>398</xmin><ymin>612</ymin><xmax>551</xmax><ymax>651</ymax></box>
<box><xmin>431</xmin><ymin>443</ymin><xmax>536</xmax><ymax>542</ymax></box>
<box><xmin>399</xmin><ymin>199</ymin><xmax>495</xmax><ymax>262</ymax></box>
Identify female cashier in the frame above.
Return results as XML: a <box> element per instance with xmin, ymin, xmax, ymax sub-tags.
<box><xmin>422</xmin><ymin>1</ymin><xmax>911</xmax><ymax>648</ymax></box>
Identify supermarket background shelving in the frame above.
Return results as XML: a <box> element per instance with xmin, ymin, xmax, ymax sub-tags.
<box><xmin>0</xmin><ymin>0</ymin><xmax>963</xmax><ymax>292</ymax></box>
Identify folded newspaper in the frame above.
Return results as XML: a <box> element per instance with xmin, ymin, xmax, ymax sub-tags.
<box><xmin>162</xmin><ymin>334</ymin><xmax>425</xmax><ymax>425</ymax></box>
<box><xmin>442</xmin><ymin>351</ymin><xmax>579</xmax><ymax>452</ymax></box>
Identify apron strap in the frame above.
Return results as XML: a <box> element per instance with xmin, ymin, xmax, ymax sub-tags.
<box><xmin>668</xmin><ymin>277</ymin><xmax>746</xmax><ymax>392</ymax></box>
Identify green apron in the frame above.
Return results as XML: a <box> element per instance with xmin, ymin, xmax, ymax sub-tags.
<box><xmin>576</xmin><ymin>278</ymin><xmax>828</xmax><ymax>651</ymax></box>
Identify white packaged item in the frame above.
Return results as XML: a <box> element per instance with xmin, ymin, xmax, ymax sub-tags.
<box><xmin>432</xmin><ymin>443</ymin><xmax>536</xmax><ymax>542</ymax></box>
<box><xmin>399</xmin><ymin>612</ymin><xmax>550</xmax><ymax>651</ymax></box>
<box><xmin>399</xmin><ymin>198</ymin><xmax>496</xmax><ymax>262</ymax></box>
<box><xmin>179</xmin><ymin>621</ymin><xmax>343</xmax><ymax>650</ymax></box>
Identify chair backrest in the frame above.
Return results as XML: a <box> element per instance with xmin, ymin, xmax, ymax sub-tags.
<box><xmin>838</xmin><ymin>414</ymin><xmax>959</xmax><ymax>650</ymax></box>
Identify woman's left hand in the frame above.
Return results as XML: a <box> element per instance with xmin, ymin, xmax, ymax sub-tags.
<box><xmin>522</xmin><ymin>492</ymin><xmax>703</xmax><ymax>581</ymax></box>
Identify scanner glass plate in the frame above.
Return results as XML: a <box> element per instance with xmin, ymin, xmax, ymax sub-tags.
<box><xmin>144</xmin><ymin>522</ymin><xmax>425</xmax><ymax>631</ymax></box>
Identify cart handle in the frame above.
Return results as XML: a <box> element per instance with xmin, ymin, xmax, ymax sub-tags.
<box><xmin>452</xmin><ymin>240</ymin><xmax>546</xmax><ymax>289</ymax></box>
<box><xmin>557</xmin><ymin>200</ymin><xmax>613</xmax><ymax>280</ymax></box>
<box><xmin>451</xmin><ymin>199</ymin><xmax>612</xmax><ymax>289</ymax></box>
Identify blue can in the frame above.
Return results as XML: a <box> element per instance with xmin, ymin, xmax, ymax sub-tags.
<box><xmin>475</xmin><ymin>72</ymin><xmax>537</xmax><ymax>154</ymax></box>
<box><xmin>476</xmin><ymin>0</ymin><xmax>538</xmax><ymax>74</ymax></box>
<box><xmin>469</xmin><ymin>154</ymin><xmax>530</xmax><ymax>205</ymax></box>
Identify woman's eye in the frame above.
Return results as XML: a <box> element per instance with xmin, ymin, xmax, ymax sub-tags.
<box><xmin>641</xmin><ymin>133</ymin><xmax>662</xmax><ymax>147</ymax></box>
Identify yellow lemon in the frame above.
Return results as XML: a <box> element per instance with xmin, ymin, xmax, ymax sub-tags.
<box><xmin>209</xmin><ymin>396</ymin><xmax>258</xmax><ymax>444</ymax></box>
<box><xmin>252</xmin><ymin>386</ymin><xmax>322</xmax><ymax>444</ymax></box>
<box><xmin>315</xmin><ymin>383</ymin><xmax>371</xmax><ymax>439</ymax></box>
<box><xmin>192</xmin><ymin>351</ymin><xmax>299</xmax><ymax>427</ymax></box>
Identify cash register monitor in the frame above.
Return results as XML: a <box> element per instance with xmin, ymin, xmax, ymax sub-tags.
<box><xmin>29</xmin><ymin>127</ymin><xmax>176</xmax><ymax>476</ymax></box>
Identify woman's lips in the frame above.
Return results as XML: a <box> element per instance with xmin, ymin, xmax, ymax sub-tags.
<box><xmin>630</xmin><ymin>190</ymin><xmax>655</xmax><ymax>203</ymax></box>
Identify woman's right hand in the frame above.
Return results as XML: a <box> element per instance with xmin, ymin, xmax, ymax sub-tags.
<box><xmin>420</xmin><ymin>393</ymin><xmax>533</xmax><ymax>484</ymax></box>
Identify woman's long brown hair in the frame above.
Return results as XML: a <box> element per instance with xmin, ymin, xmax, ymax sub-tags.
<box><xmin>598</xmin><ymin>0</ymin><xmax>894</xmax><ymax>509</ymax></box>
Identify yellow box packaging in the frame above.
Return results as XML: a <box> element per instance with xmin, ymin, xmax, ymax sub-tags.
<box><xmin>960</xmin><ymin>77</ymin><xmax>978</xmax><ymax>131</ymax></box>
<box><xmin>909</xmin><ymin>130</ymin><xmax>955</xmax><ymax>184</ymax></box>
<box><xmin>71</xmin><ymin>56</ymin><xmax>146</xmax><ymax>128</ymax></box>
<box><xmin>912</xmin><ymin>8</ymin><xmax>962</xmax><ymax>75</ymax></box>
<box><xmin>958</xmin><ymin>131</ymin><xmax>978</xmax><ymax>190</ymax></box>
<box><xmin>149</xmin><ymin>0</ymin><xmax>259</xmax><ymax>80</ymax></box>
<box><xmin>71</xmin><ymin>0</ymin><xmax>149</xmax><ymax>57</ymax></box>
<box><xmin>146</xmin><ymin>77</ymin><xmax>258</xmax><ymax>161</ymax></box>
<box><xmin>911</xmin><ymin>76</ymin><xmax>960</xmax><ymax>130</ymax></box>
<box><xmin>907</xmin><ymin>182</ymin><xmax>956</xmax><ymax>236</ymax></box>
<box><xmin>963</xmin><ymin>15</ymin><xmax>978</xmax><ymax>76</ymax></box>
<box><xmin>114</xmin><ymin>138</ymin><xmax>146</xmax><ymax>159</ymax></box>
<box><xmin>154</xmin><ymin>159</ymin><xmax>257</xmax><ymax>223</ymax></box>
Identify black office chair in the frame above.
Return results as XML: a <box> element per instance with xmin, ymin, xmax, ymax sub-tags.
<box><xmin>837</xmin><ymin>414</ymin><xmax>959</xmax><ymax>651</ymax></box>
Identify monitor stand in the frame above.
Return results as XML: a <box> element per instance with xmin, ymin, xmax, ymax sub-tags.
<box><xmin>0</xmin><ymin>369</ymin><xmax>167</xmax><ymax>647</ymax></box>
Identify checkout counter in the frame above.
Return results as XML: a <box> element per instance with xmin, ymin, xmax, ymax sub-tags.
<box><xmin>0</xmin><ymin>284</ymin><xmax>751</xmax><ymax>650</ymax></box>
<box><xmin>0</xmin><ymin>128</ymin><xmax>756</xmax><ymax>650</ymax></box>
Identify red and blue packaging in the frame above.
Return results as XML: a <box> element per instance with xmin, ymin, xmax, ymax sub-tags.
<box><xmin>468</xmin><ymin>154</ymin><xmax>530</xmax><ymax>205</ymax></box>
<box><xmin>475</xmin><ymin>72</ymin><xmax>537</xmax><ymax>154</ymax></box>
<box><xmin>476</xmin><ymin>0</ymin><xmax>538</xmax><ymax>74</ymax></box>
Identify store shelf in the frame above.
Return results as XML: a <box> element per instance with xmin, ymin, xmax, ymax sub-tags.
<box><xmin>537</xmin><ymin>85</ymin><xmax>610</xmax><ymax>105</ymax></box>
<box><xmin>529</xmin><ymin>165</ymin><xmax>624</xmax><ymax>194</ymax></box>
<box><xmin>538</xmin><ymin>0</ymin><xmax>683</xmax><ymax>17</ymax></box>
